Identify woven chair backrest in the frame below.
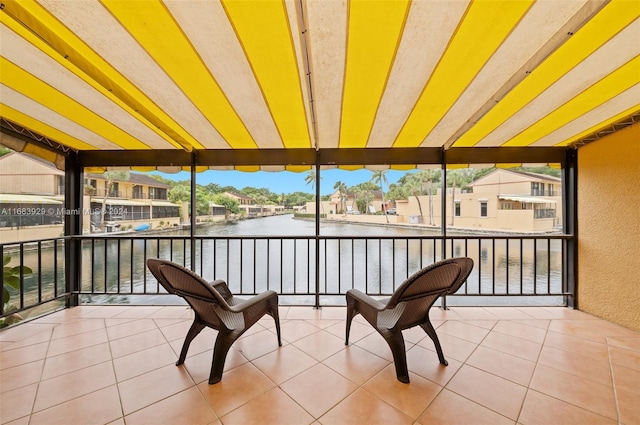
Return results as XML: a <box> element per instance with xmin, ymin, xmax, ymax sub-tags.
<box><xmin>146</xmin><ymin>258</ymin><xmax>177</xmax><ymax>294</ymax></box>
<box><xmin>447</xmin><ymin>257</ymin><xmax>474</xmax><ymax>294</ymax></box>
<box><xmin>387</xmin><ymin>260</ymin><xmax>461</xmax><ymax>308</ymax></box>
<box><xmin>156</xmin><ymin>262</ymin><xmax>227</xmax><ymax>305</ymax></box>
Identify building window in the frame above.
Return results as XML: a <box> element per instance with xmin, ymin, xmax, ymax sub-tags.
<box><xmin>132</xmin><ymin>185</ymin><xmax>143</xmax><ymax>199</ymax></box>
<box><xmin>500</xmin><ymin>202</ymin><xmax>513</xmax><ymax>210</ymax></box>
<box><xmin>548</xmin><ymin>184</ymin><xmax>555</xmax><ymax>196</ymax></box>
<box><xmin>480</xmin><ymin>202</ymin><xmax>488</xmax><ymax>217</ymax></box>
<box><xmin>454</xmin><ymin>202</ymin><xmax>461</xmax><ymax>217</ymax></box>
<box><xmin>149</xmin><ymin>187</ymin><xmax>167</xmax><ymax>200</ymax></box>
<box><xmin>107</xmin><ymin>182</ymin><xmax>119</xmax><ymax>197</ymax></box>
<box><xmin>531</xmin><ymin>182</ymin><xmax>543</xmax><ymax>196</ymax></box>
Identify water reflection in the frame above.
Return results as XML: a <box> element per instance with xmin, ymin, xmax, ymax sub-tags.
<box><xmin>10</xmin><ymin>214</ymin><xmax>565</xmax><ymax>308</ymax></box>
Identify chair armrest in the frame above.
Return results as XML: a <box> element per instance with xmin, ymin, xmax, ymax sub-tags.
<box><xmin>228</xmin><ymin>290</ymin><xmax>277</xmax><ymax>314</ymax></box>
<box><xmin>346</xmin><ymin>289</ymin><xmax>387</xmax><ymax>311</ymax></box>
<box><xmin>210</xmin><ymin>280</ymin><xmax>233</xmax><ymax>300</ymax></box>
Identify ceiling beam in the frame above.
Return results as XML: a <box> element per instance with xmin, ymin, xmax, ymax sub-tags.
<box><xmin>77</xmin><ymin>146</ymin><xmax>568</xmax><ymax>168</ymax></box>
<box><xmin>446</xmin><ymin>147</ymin><xmax>567</xmax><ymax>165</ymax></box>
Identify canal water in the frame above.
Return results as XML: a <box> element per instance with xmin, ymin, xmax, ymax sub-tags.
<box><xmin>9</xmin><ymin>214</ymin><xmax>564</xmax><ymax>309</ymax></box>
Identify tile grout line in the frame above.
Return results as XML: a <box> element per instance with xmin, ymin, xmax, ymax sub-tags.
<box><xmin>605</xmin><ymin>338</ymin><xmax>623</xmax><ymax>425</ymax></box>
<box><xmin>513</xmin><ymin>311</ymin><xmax>551</xmax><ymax>424</ymax></box>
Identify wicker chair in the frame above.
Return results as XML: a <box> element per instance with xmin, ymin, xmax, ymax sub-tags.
<box><xmin>146</xmin><ymin>259</ymin><xmax>282</xmax><ymax>384</ymax></box>
<box><xmin>345</xmin><ymin>257</ymin><xmax>474</xmax><ymax>383</ymax></box>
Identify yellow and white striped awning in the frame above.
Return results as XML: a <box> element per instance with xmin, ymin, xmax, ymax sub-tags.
<box><xmin>0</xmin><ymin>0</ymin><xmax>638</xmax><ymax>168</ymax></box>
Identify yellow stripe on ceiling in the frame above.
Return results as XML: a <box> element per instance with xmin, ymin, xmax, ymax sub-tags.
<box><xmin>453</xmin><ymin>0</ymin><xmax>639</xmax><ymax>147</ymax></box>
<box><xmin>235</xmin><ymin>166</ymin><xmax>261</xmax><ymax>173</ymax></box>
<box><xmin>286</xmin><ymin>165</ymin><xmax>312</xmax><ymax>173</ymax></box>
<box><xmin>556</xmin><ymin>103</ymin><xmax>640</xmax><ymax>147</ymax></box>
<box><xmin>221</xmin><ymin>0</ymin><xmax>311</xmax><ymax>149</ymax></box>
<box><xmin>0</xmin><ymin>15</ymin><xmax>182</xmax><ymax>151</ymax></box>
<box><xmin>340</xmin><ymin>0</ymin><xmax>410</xmax><ymax>148</ymax></box>
<box><xmin>101</xmin><ymin>0</ymin><xmax>257</xmax><ymax>149</ymax></box>
<box><xmin>393</xmin><ymin>0</ymin><xmax>534</xmax><ymax>148</ymax></box>
<box><xmin>0</xmin><ymin>103</ymin><xmax>96</xmax><ymax>151</ymax></box>
<box><xmin>504</xmin><ymin>56</ymin><xmax>640</xmax><ymax>146</ymax></box>
<box><xmin>0</xmin><ymin>0</ymin><xmax>201</xmax><ymax>151</ymax></box>
<box><xmin>390</xmin><ymin>165</ymin><xmax>418</xmax><ymax>170</ymax></box>
<box><xmin>1</xmin><ymin>58</ymin><xmax>151</xmax><ymax>149</ymax></box>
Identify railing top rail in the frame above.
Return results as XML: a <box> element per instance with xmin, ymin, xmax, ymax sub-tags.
<box><xmin>1</xmin><ymin>236</ymin><xmax>68</xmax><ymax>249</ymax></box>
<box><xmin>70</xmin><ymin>233</ymin><xmax>574</xmax><ymax>241</ymax></box>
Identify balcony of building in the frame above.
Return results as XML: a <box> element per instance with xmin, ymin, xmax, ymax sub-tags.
<box><xmin>2</xmin><ymin>304</ymin><xmax>639</xmax><ymax>425</ymax></box>
<box><xmin>1</xmin><ymin>1</ymin><xmax>639</xmax><ymax>424</ymax></box>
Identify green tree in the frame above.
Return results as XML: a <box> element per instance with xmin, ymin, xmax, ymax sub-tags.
<box><xmin>203</xmin><ymin>183</ymin><xmax>223</xmax><ymax>195</ymax></box>
<box><xmin>370</xmin><ymin>170</ymin><xmax>389</xmax><ymax>221</ymax></box>
<box><xmin>414</xmin><ymin>169</ymin><xmax>441</xmax><ymax>225</ymax></box>
<box><xmin>304</xmin><ymin>170</ymin><xmax>324</xmax><ymax>213</ymax></box>
<box><xmin>99</xmin><ymin>170</ymin><xmax>130</xmax><ymax>230</ymax></box>
<box><xmin>253</xmin><ymin>194</ymin><xmax>269</xmax><ymax>216</ymax></box>
<box><xmin>283</xmin><ymin>192</ymin><xmax>314</xmax><ymax>208</ymax></box>
<box><xmin>304</xmin><ymin>170</ymin><xmax>319</xmax><ymax>193</ymax></box>
<box><xmin>385</xmin><ymin>182</ymin><xmax>408</xmax><ymax>202</ymax></box>
<box><xmin>212</xmin><ymin>194</ymin><xmax>240</xmax><ymax>219</ymax></box>
<box><xmin>169</xmin><ymin>185</ymin><xmax>210</xmax><ymax>217</ymax></box>
<box><xmin>353</xmin><ymin>187</ymin><xmax>374</xmax><ymax>214</ymax></box>
<box><xmin>405</xmin><ymin>175</ymin><xmax>425</xmax><ymax>223</ymax></box>
<box><xmin>333</xmin><ymin>180</ymin><xmax>348</xmax><ymax>215</ymax></box>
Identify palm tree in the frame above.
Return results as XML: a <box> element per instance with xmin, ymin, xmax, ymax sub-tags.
<box><xmin>254</xmin><ymin>194</ymin><xmax>268</xmax><ymax>216</ymax></box>
<box><xmin>304</xmin><ymin>169</ymin><xmax>324</xmax><ymax>214</ymax></box>
<box><xmin>406</xmin><ymin>175</ymin><xmax>425</xmax><ymax>223</ymax></box>
<box><xmin>99</xmin><ymin>170</ymin><xmax>129</xmax><ymax>230</ymax></box>
<box><xmin>333</xmin><ymin>180</ymin><xmax>347</xmax><ymax>215</ymax></box>
<box><xmin>416</xmin><ymin>169</ymin><xmax>440</xmax><ymax>226</ymax></box>
<box><xmin>370</xmin><ymin>170</ymin><xmax>389</xmax><ymax>222</ymax></box>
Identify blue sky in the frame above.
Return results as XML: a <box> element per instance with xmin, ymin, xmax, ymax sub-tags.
<box><xmin>154</xmin><ymin>168</ymin><xmax>413</xmax><ymax>196</ymax></box>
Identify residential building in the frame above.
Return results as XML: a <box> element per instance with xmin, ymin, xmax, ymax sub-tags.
<box><xmin>396</xmin><ymin>169</ymin><xmax>562</xmax><ymax>233</ymax></box>
<box><xmin>0</xmin><ymin>152</ymin><xmax>180</xmax><ymax>239</ymax></box>
<box><xmin>0</xmin><ymin>151</ymin><xmax>64</xmax><ymax>196</ymax></box>
<box><xmin>83</xmin><ymin>172</ymin><xmax>180</xmax><ymax>232</ymax></box>
<box><xmin>223</xmin><ymin>191</ymin><xmax>253</xmax><ymax>206</ymax></box>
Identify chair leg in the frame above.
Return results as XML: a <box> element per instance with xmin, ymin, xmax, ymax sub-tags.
<box><xmin>270</xmin><ymin>298</ymin><xmax>282</xmax><ymax>346</ymax></box>
<box><xmin>177</xmin><ymin>320</ymin><xmax>206</xmax><ymax>365</ymax></box>
<box><xmin>382</xmin><ymin>329</ymin><xmax>410</xmax><ymax>383</ymax></box>
<box><xmin>420</xmin><ymin>321</ymin><xmax>448</xmax><ymax>366</ymax></box>
<box><xmin>209</xmin><ymin>331</ymin><xmax>238</xmax><ymax>384</ymax></box>
<box><xmin>345</xmin><ymin>299</ymin><xmax>357</xmax><ymax>345</ymax></box>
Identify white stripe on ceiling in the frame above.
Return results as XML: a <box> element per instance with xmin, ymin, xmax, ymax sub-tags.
<box><xmin>1</xmin><ymin>84</ymin><xmax>121</xmax><ymax>150</ymax></box>
<box><xmin>451</xmin><ymin>0</ymin><xmax>638</xmax><ymax>148</ymax></box>
<box><xmin>339</xmin><ymin>0</ymin><xmax>411</xmax><ymax>148</ymax></box>
<box><xmin>306</xmin><ymin>0</ymin><xmax>347</xmax><ymax>149</ymax></box>
<box><xmin>1</xmin><ymin>22</ymin><xmax>174</xmax><ymax>150</ymax></box>
<box><xmin>392</xmin><ymin>0</ymin><xmax>535</xmax><ymax>148</ymax></box>
<box><xmin>164</xmin><ymin>0</ymin><xmax>283</xmax><ymax>149</ymax></box>
<box><xmin>477</xmin><ymin>20</ymin><xmax>640</xmax><ymax>147</ymax></box>
<box><xmin>367</xmin><ymin>0</ymin><xmax>469</xmax><ymax>148</ymax></box>
<box><xmin>532</xmin><ymin>84</ymin><xmax>640</xmax><ymax>146</ymax></box>
<box><xmin>220</xmin><ymin>0</ymin><xmax>311</xmax><ymax>148</ymax></box>
<box><xmin>38</xmin><ymin>0</ymin><xmax>229</xmax><ymax>149</ymax></box>
<box><xmin>421</xmin><ymin>0</ymin><xmax>598</xmax><ymax>148</ymax></box>
<box><xmin>285</xmin><ymin>0</ymin><xmax>315</xmax><ymax>149</ymax></box>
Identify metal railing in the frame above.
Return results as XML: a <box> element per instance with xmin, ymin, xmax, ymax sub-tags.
<box><xmin>1</xmin><ymin>233</ymin><xmax>573</xmax><ymax>323</ymax></box>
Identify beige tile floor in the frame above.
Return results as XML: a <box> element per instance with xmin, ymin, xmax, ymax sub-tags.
<box><xmin>1</xmin><ymin>305</ymin><xmax>639</xmax><ymax>425</ymax></box>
